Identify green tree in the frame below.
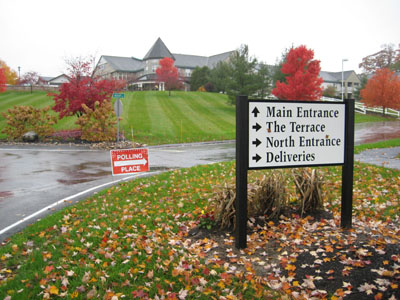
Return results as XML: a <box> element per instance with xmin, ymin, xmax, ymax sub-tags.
<box><xmin>323</xmin><ymin>85</ymin><xmax>338</xmax><ymax>98</ymax></box>
<box><xmin>190</xmin><ymin>66</ymin><xmax>211</xmax><ymax>91</ymax></box>
<box><xmin>209</xmin><ymin>61</ymin><xmax>230</xmax><ymax>94</ymax></box>
<box><xmin>253</xmin><ymin>63</ymin><xmax>272</xmax><ymax>99</ymax></box>
<box><xmin>272</xmin><ymin>46</ymin><xmax>292</xmax><ymax>88</ymax></box>
<box><xmin>226</xmin><ymin>44</ymin><xmax>259</xmax><ymax>104</ymax></box>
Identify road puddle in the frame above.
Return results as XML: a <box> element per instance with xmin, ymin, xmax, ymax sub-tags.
<box><xmin>0</xmin><ymin>191</ymin><xmax>13</xmax><ymax>200</ymax></box>
<box><xmin>57</xmin><ymin>161</ymin><xmax>111</xmax><ymax>185</ymax></box>
<box><xmin>355</xmin><ymin>121</ymin><xmax>400</xmax><ymax>145</ymax></box>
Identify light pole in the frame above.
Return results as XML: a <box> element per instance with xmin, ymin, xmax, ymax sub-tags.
<box><xmin>18</xmin><ymin>66</ymin><xmax>21</xmax><ymax>83</ymax></box>
<box><xmin>341</xmin><ymin>59</ymin><xmax>348</xmax><ymax>101</ymax></box>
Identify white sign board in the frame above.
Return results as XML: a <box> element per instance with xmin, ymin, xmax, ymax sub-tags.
<box><xmin>248</xmin><ymin>101</ymin><xmax>346</xmax><ymax>168</ymax></box>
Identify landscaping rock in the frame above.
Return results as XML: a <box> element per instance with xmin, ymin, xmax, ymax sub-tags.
<box><xmin>22</xmin><ymin>131</ymin><xmax>39</xmax><ymax>142</ymax></box>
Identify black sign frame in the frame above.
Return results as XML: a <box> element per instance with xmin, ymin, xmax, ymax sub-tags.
<box><xmin>235</xmin><ymin>96</ymin><xmax>355</xmax><ymax>249</ymax></box>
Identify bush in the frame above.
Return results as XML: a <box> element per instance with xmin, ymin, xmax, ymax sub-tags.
<box><xmin>211</xmin><ymin>171</ymin><xmax>288</xmax><ymax>230</ymax></box>
<box><xmin>1</xmin><ymin>105</ymin><xmax>57</xmax><ymax>141</ymax></box>
<box><xmin>75</xmin><ymin>100</ymin><xmax>117</xmax><ymax>142</ymax></box>
<box><xmin>292</xmin><ymin>168</ymin><xmax>324</xmax><ymax>216</ymax></box>
<box><xmin>211</xmin><ymin>168</ymin><xmax>325</xmax><ymax>229</ymax></box>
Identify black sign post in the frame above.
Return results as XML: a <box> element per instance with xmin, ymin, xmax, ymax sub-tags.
<box><xmin>341</xmin><ymin>99</ymin><xmax>355</xmax><ymax>228</ymax></box>
<box><xmin>235</xmin><ymin>96</ymin><xmax>355</xmax><ymax>249</ymax></box>
<box><xmin>235</xmin><ymin>95</ymin><xmax>249</xmax><ymax>249</ymax></box>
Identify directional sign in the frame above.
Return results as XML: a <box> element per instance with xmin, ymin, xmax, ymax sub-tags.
<box><xmin>110</xmin><ymin>148</ymin><xmax>149</xmax><ymax>175</ymax></box>
<box><xmin>235</xmin><ymin>96</ymin><xmax>355</xmax><ymax>249</ymax></box>
<box><xmin>248</xmin><ymin>101</ymin><xmax>346</xmax><ymax>169</ymax></box>
<box><xmin>112</xmin><ymin>93</ymin><xmax>125</xmax><ymax>99</ymax></box>
<box><xmin>114</xmin><ymin>99</ymin><xmax>123</xmax><ymax>117</ymax></box>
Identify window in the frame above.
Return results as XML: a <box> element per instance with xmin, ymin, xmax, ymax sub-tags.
<box><xmin>185</xmin><ymin>69</ymin><xmax>191</xmax><ymax>77</ymax></box>
<box><xmin>347</xmin><ymin>82</ymin><xmax>352</xmax><ymax>87</ymax></box>
<box><xmin>152</xmin><ymin>65</ymin><xmax>158</xmax><ymax>72</ymax></box>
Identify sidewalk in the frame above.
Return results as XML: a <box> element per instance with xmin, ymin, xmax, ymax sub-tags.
<box><xmin>355</xmin><ymin>146</ymin><xmax>400</xmax><ymax>170</ymax></box>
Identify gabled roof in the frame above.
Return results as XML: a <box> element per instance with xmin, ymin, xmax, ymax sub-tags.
<box><xmin>49</xmin><ymin>74</ymin><xmax>70</xmax><ymax>82</ymax></box>
<box><xmin>173</xmin><ymin>54</ymin><xmax>209</xmax><ymax>69</ymax></box>
<box><xmin>173</xmin><ymin>51</ymin><xmax>234</xmax><ymax>69</ymax></box>
<box><xmin>143</xmin><ymin>38</ymin><xmax>175</xmax><ymax>60</ymax></box>
<box><xmin>207</xmin><ymin>51</ymin><xmax>234</xmax><ymax>68</ymax></box>
<box><xmin>319</xmin><ymin>70</ymin><xmax>356</xmax><ymax>82</ymax></box>
<box><xmin>101</xmin><ymin>55</ymin><xmax>143</xmax><ymax>72</ymax></box>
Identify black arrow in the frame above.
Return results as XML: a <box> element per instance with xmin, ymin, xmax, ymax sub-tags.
<box><xmin>252</xmin><ymin>123</ymin><xmax>261</xmax><ymax>132</ymax></box>
<box><xmin>252</xmin><ymin>107</ymin><xmax>260</xmax><ymax>118</ymax></box>
<box><xmin>252</xmin><ymin>138</ymin><xmax>261</xmax><ymax>147</ymax></box>
<box><xmin>252</xmin><ymin>154</ymin><xmax>262</xmax><ymax>162</ymax></box>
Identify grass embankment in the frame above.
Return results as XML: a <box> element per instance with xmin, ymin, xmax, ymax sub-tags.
<box><xmin>1</xmin><ymin>161</ymin><xmax>399</xmax><ymax>299</ymax></box>
<box><xmin>0</xmin><ymin>91</ymin><xmax>235</xmax><ymax>144</ymax></box>
<box><xmin>0</xmin><ymin>91</ymin><xmax>78</xmax><ymax>139</ymax></box>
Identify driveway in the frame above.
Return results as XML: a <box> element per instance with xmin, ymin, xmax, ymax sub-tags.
<box><xmin>0</xmin><ymin>142</ymin><xmax>235</xmax><ymax>242</ymax></box>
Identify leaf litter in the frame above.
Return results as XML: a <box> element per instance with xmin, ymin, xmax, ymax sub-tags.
<box><xmin>0</xmin><ymin>162</ymin><xmax>399</xmax><ymax>299</ymax></box>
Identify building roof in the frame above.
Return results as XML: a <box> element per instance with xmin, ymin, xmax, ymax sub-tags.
<box><xmin>143</xmin><ymin>38</ymin><xmax>175</xmax><ymax>60</ymax></box>
<box><xmin>98</xmin><ymin>38</ymin><xmax>233</xmax><ymax>73</ymax></box>
<box><xmin>101</xmin><ymin>55</ymin><xmax>143</xmax><ymax>72</ymax></box>
<box><xmin>173</xmin><ymin>51</ymin><xmax>234</xmax><ymax>69</ymax></box>
<box><xmin>319</xmin><ymin>70</ymin><xmax>356</xmax><ymax>82</ymax></box>
<box><xmin>48</xmin><ymin>74</ymin><xmax>70</xmax><ymax>82</ymax></box>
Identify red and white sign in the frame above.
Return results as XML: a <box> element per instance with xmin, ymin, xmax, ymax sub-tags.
<box><xmin>110</xmin><ymin>148</ymin><xmax>149</xmax><ymax>176</ymax></box>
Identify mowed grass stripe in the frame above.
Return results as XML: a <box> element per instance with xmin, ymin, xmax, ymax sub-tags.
<box><xmin>194</xmin><ymin>92</ymin><xmax>235</xmax><ymax>125</ymax></box>
<box><xmin>122</xmin><ymin>92</ymin><xmax>151</xmax><ymax>137</ymax></box>
<box><xmin>157</xmin><ymin>93</ymin><xmax>206</xmax><ymax>139</ymax></box>
<box><xmin>176</xmin><ymin>94</ymin><xmax>229</xmax><ymax>136</ymax></box>
<box><xmin>0</xmin><ymin>92</ymin><xmax>52</xmax><ymax>110</ymax></box>
<box><xmin>180</xmin><ymin>93</ymin><xmax>234</xmax><ymax>133</ymax></box>
<box><xmin>145</xmin><ymin>92</ymin><xmax>176</xmax><ymax>138</ymax></box>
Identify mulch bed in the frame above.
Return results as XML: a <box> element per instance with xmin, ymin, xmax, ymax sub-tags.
<box><xmin>188</xmin><ymin>212</ymin><xmax>400</xmax><ymax>299</ymax></box>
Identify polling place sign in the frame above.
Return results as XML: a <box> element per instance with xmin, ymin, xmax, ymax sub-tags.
<box><xmin>110</xmin><ymin>148</ymin><xmax>149</xmax><ymax>175</ymax></box>
<box><xmin>249</xmin><ymin>101</ymin><xmax>345</xmax><ymax>168</ymax></box>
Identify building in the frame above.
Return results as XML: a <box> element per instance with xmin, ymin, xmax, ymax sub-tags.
<box><xmin>320</xmin><ymin>70</ymin><xmax>361</xmax><ymax>99</ymax></box>
<box><xmin>93</xmin><ymin>38</ymin><xmax>234</xmax><ymax>91</ymax></box>
<box><xmin>46</xmin><ymin>74</ymin><xmax>71</xmax><ymax>86</ymax></box>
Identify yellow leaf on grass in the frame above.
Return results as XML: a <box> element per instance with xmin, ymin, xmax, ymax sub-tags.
<box><xmin>49</xmin><ymin>285</ymin><xmax>59</xmax><ymax>295</ymax></box>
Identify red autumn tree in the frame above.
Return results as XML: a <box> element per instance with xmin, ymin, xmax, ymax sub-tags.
<box><xmin>360</xmin><ymin>68</ymin><xmax>400</xmax><ymax>116</ymax></box>
<box><xmin>50</xmin><ymin>56</ymin><xmax>126</xmax><ymax>118</ymax></box>
<box><xmin>156</xmin><ymin>57</ymin><xmax>183</xmax><ymax>96</ymax></box>
<box><xmin>0</xmin><ymin>67</ymin><xmax>6</xmax><ymax>92</ymax></box>
<box><xmin>272</xmin><ymin>45</ymin><xmax>323</xmax><ymax>100</ymax></box>
<box><xmin>20</xmin><ymin>71</ymin><xmax>40</xmax><ymax>85</ymax></box>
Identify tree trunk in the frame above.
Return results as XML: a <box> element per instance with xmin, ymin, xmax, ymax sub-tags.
<box><xmin>382</xmin><ymin>106</ymin><xmax>386</xmax><ymax>117</ymax></box>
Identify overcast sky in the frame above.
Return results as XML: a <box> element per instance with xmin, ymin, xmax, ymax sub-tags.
<box><xmin>1</xmin><ymin>0</ymin><xmax>399</xmax><ymax>77</ymax></box>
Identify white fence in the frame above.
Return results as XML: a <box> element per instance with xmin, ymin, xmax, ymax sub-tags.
<box><xmin>321</xmin><ymin>97</ymin><xmax>400</xmax><ymax>118</ymax></box>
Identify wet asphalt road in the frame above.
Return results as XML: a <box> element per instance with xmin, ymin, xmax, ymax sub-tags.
<box><xmin>0</xmin><ymin>142</ymin><xmax>235</xmax><ymax>241</ymax></box>
<box><xmin>1</xmin><ymin>121</ymin><xmax>400</xmax><ymax>242</ymax></box>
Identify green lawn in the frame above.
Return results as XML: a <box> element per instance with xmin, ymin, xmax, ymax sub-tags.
<box><xmin>122</xmin><ymin>91</ymin><xmax>235</xmax><ymax>145</ymax></box>
<box><xmin>0</xmin><ymin>91</ymin><xmax>78</xmax><ymax>138</ymax></box>
<box><xmin>0</xmin><ymin>90</ymin><xmax>399</xmax><ymax>145</ymax></box>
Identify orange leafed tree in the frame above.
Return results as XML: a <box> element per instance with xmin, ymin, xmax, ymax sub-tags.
<box><xmin>0</xmin><ymin>60</ymin><xmax>18</xmax><ymax>85</ymax></box>
<box><xmin>360</xmin><ymin>68</ymin><xmax>400</xmax><ymax>116</ymax></box>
